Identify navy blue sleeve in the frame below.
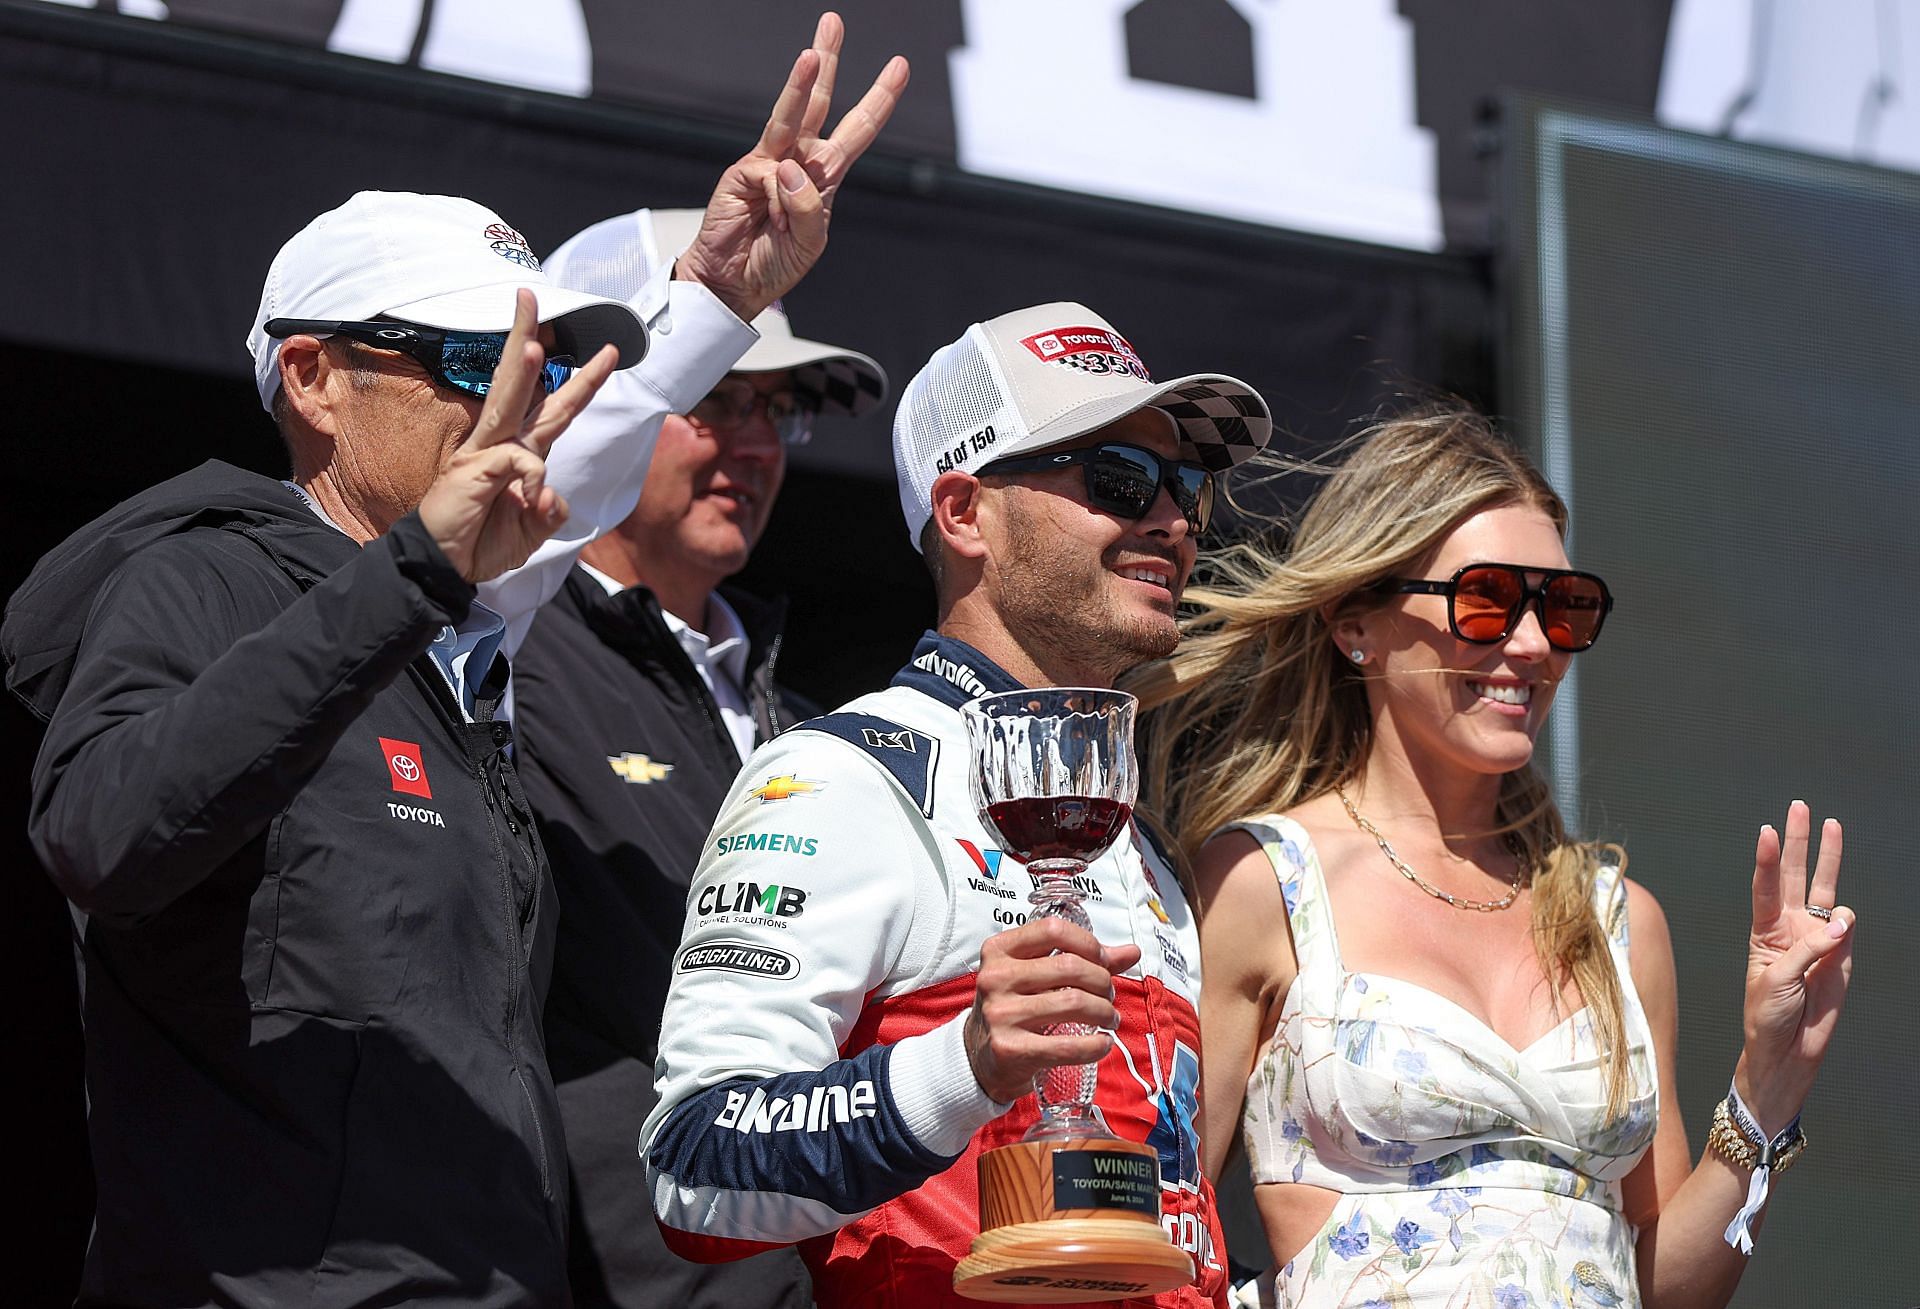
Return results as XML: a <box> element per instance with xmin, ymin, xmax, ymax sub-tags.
<box><xmin>648</xmin><ymin>1043</ymin><xmax>955</xmax><ymax>1219</ymax></box>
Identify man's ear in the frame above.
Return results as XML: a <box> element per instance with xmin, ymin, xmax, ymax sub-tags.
<box><xmin>929</xmin><ymin>471</ymin><xmax>989</xmax><ymax>563</ymax></box>
<box><xmin>276</xmin><ymin>336</ymin><xmax>342</xmax><ymax>436</ymax></box>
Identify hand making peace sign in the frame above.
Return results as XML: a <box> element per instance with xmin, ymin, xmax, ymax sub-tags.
<box><xmin>419</xmin><ymin>12</ymin><xmax>909</xmax><ymax>583</ymax></box>
<box><xmin>677</xmin><ymin>12</ymin><xmax>911</xmax><ymax>321</ymax></box>
<box><xmin>416</xmin><ymin>288</ymin><xmax>621</xmax><ymax>583</ymax></box>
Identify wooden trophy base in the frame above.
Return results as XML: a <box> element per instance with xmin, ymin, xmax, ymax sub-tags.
<box><xmin>953</xmin><ymin>1137</ymin><xmax>1195</xmax><ymax>1303</ymax></box>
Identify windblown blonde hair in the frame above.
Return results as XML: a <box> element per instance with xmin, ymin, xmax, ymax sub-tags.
<box><xmin>1131</xmin><ymin>405</ymin><xmax>1633</xmax><ymax>1113</ymax></box>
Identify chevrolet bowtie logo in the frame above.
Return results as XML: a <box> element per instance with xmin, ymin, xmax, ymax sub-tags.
<box><xmin>749</xmin><ymin>774</ymin><xmax>826</xmax><ymax>803</ymax></box>
<box><xmin>608</xmin><ymin>752</ymin><xmax>675</xmax><ymax>784</ymax></box>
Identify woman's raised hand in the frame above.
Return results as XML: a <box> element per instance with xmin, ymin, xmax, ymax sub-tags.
<box><xmin>1735</xmin><ymin>800</ymin><xmax>1854</xmax><ymax>1134</ymax></box>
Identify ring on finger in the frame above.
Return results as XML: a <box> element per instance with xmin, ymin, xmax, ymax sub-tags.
<box><xmin>1804</xmin><ymin>904</ymin><xmax>1834</xmax><ymax>922</ymax></box>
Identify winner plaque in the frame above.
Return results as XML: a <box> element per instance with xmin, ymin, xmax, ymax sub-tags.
<box><xmin>953</xmin><ymin>690</ymin><xmax>1194</xmax><ymax>1304</ymax></box>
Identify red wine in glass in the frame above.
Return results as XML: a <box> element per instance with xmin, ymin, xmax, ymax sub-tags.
<box><xmin>983</xmin><ymin>796</ymin><xmax>1132</xmax><ymax>865</ymax></box>
<box><xmin>965</xmin><ymin>688</ymin><xmax>1140</xmax><ymax>1143</ymax></box>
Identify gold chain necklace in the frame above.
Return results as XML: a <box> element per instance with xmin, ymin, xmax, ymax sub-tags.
<box><xmin>1334</xmin><ymin>785</ymin><xmax>1524</xmax><ymax>913</ymax></box>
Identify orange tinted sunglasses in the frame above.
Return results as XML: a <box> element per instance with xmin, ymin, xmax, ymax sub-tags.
<box><xmin>1387</xmin><ymin>563</ymin><xmax>1613</xmax><ymax>651</ymax></box>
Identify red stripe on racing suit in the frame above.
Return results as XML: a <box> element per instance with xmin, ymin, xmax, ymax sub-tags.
<box><xmin>802</xmin><ymin>972</ymin><xmax>1227</xmax><ymax>1309</ymax></box>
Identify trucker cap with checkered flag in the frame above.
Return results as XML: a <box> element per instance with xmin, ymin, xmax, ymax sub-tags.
<box><xmin>544</xmin><ymin>207</ymin><xmax>887</xmax><ymax>421</ymax></box>
<box><xmin>892</xmin><ymin>302</ymin><xmax>1272</xmax><ymax>549</ymax></box>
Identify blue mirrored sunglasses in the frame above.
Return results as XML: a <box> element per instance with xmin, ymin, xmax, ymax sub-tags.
<box><xmin>264</xmin><ymin>318</ymin><xmax>576</xmax><ymax>397</ymax></box>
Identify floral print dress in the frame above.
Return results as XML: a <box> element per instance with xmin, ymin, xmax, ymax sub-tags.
<box><xmin>1229</xmin><ymin>817</ymin><xmax>1659</xmax><ymax>1309</ymax></box>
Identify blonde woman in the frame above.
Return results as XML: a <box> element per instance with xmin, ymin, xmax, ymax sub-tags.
<box><xmin>1134</xmin><ymin>408</ymin><xmax>1854</xmax><ymax>1308</ymax></box>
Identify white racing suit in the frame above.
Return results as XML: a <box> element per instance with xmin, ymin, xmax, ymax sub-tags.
<box><xmin>644</xmin><ymin>632</ymin><xmax>1228</xmax><ymax>1308</ymax></box>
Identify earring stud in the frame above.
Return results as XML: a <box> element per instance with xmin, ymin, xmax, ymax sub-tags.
<box><xmin>1350</xmin><ymin>649</ymin><xmax>1366</xmax><ymax>664</ymax></box>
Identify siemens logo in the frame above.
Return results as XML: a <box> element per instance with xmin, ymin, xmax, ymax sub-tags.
<box><xmin>696</xmin><ymin>882</ymin><xmax>809</xmax><ymax>919</ymax></box>
<box><xmin>714</xmin><ymin>832</ymin><xmax>818</xmax><ymax>857</ymax></box>
<box><xmin>714</xmin><ymin>1082</ymin><xmax>878</xmax><ymax>1134</ymax></box>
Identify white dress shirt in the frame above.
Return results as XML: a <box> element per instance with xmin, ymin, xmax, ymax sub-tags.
<box><xmin>478</xmin><ymin>269</ymin><xmax>759</xmax><ymax>660</ymax></box>
<box><xmin>579</xmin><ymin>562</ymin><xmax>757</xmax><ymax>763</ymax></box>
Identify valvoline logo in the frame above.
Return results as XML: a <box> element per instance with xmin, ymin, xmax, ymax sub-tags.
<box><xmin>955</xmin><ymin>838</ymin><xmax>1005</xmax><ymax>879</ymax></box>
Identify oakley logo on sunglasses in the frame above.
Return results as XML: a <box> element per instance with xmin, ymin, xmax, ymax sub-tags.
<box><xmin>1386</xmin><ymin>564</ymin><xmax>1614</xmax><ymax>652</ymax></box>
<box><xmin>263</xmin><ymin>318</ymin><xmax>577</xmax><ymax>399</ymax></box>
<box><xmin>978</xmin><ymin>442</ymin><xmax>1216</xmax><ymax>534</ymax></box>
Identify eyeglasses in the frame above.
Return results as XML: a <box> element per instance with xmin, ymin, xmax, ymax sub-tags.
<box><xmin>263</xmin><ymin>318</ymin><xmax>576</xmax><ymax>398</ymax></box>
<box><xmin>687</xmin><ymin>377</ymin><xmax>816</xmax><ymax>445</ymax></box>
<box><xmin>977</xmin><ymin>442</ymin><xmax>1216</xmax><ymax>534</ymax></box>
<box><xmin>1386</xmin><ymin>563</ymin><xmax>1614</xmax><ymax>652</ymax></box>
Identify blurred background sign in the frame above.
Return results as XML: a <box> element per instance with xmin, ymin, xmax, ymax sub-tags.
<box><xmin>28</xmin><ymin>0</ymin><xmax>1920</xmax><ymax>247</ymax></box>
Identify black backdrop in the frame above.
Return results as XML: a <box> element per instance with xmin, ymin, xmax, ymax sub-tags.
<box><xmin>1502</xmin><ymin>101</ymin><xmax>1918</xmax><ymax>1309</ymax></box>
<box><xmin>2</xmin><ymin>5</ymin><xmax>1492</xmax><ymax>1302</ymax></box>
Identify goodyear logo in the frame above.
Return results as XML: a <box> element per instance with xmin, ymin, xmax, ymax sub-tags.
<box><xmin>749</xmin><ymin>774</ymin><xmax>826</xmax><ymax>803</ymax></box>
<box><xmin>609</xmin><ymin>752</ymin><xmax>674</xmax><ymax>784</ymax></box>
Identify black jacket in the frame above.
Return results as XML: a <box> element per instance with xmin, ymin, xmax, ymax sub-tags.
<box><xmin>510</xmin><ymin>569</ymin><xmax>814</xmax><ymax>1309</ymax></box>
<box><xmin>4</xmin><ymin>461</ymin><xmax>569</xmax><ymax>1308</ymax></box>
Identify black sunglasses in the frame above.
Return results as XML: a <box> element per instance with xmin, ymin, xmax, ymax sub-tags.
<box><xmin>977</xmin><ymin>442</ymin><xmax>1216</xmax><ymax>534</ymax></box>
<box><xmin>263</xmin><ymin>318</ymin><xmax>576</xmax><ymax>398</ymax></box>
<box><xmin>1385</xmin><ymin>563</ymin><xmax>1614</xmax><ymax>652</ymax></box>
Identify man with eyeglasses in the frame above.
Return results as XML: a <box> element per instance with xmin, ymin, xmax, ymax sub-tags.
<box><xmin>2</xmin><ymin>21</ymin><xmax>906</xmax><ymax>1308</ymax></box>
<box><xmin>504</xmin><ymin>207</ymin><xmax>885</xmax><ymax>1309</ymax></box>
<box><xmin>641</xmin><ymin>303</ymin><xmax>1270</xmax><ymax>1307</ymax></box>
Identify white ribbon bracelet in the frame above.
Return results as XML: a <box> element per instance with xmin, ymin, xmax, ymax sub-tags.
<box><xmin>1721</xmin><ymin>1081</ymin><xmax>1801</xmax><ymax>1254</ymax></box>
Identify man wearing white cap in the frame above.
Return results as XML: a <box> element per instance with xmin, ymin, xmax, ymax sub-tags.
<box><xmin>509</xmin><ymin>207</ymin><xmax>886</xmax><ymax>1309</ymax></box>
<box><xmin>643</xmin><ymin>304</ymin><xmax>1270</xmax><ymax>1307</ymax></box>
<box><xmin>2</xmin><ymin>21</ymin><xmax>906</xmax><ymax>1308</ymax></box>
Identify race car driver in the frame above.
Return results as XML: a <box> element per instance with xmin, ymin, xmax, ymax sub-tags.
<box><xmin>644</xmin><ymin>302</ymin><xmax>1273</xmax><ymax>1307</ymax></box>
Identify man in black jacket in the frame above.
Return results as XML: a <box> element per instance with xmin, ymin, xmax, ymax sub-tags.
<box><xmin>3</xmin><ymin>30</ymin><xmax>908</xmax><ymax>1308</ymax></box>
<box><xmin>510</xmin><ymin>207</ymin><xmax>886</xmax><ymax>1309</ymax></box>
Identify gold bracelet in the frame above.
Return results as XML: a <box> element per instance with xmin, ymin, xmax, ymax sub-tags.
<box><xmin>1707</xmin><ymin>1098</ymin><xmax>1806</xmax><ymax>1174</ymax></box>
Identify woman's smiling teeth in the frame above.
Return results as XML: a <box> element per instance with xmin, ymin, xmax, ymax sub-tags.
<box><xmin>1469</xmin><ymin>680</ymin><xmax>1531</xmax><ymax>706</ymax></box>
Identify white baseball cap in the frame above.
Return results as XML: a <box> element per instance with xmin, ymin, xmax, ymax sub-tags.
<box><xmin>247</xmin><ymin>191</ymin><xmax>649</xmax><ymax>412</ymax></box>
<box><xmin>892</xmin><ymin>302</ymin><xmax>1272</xmax><ymax>549</ymax></box>
<box><xmin>544</xmin><ymin>207</ymin><xmax>887</xmax><ymax>418</ymax></box>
